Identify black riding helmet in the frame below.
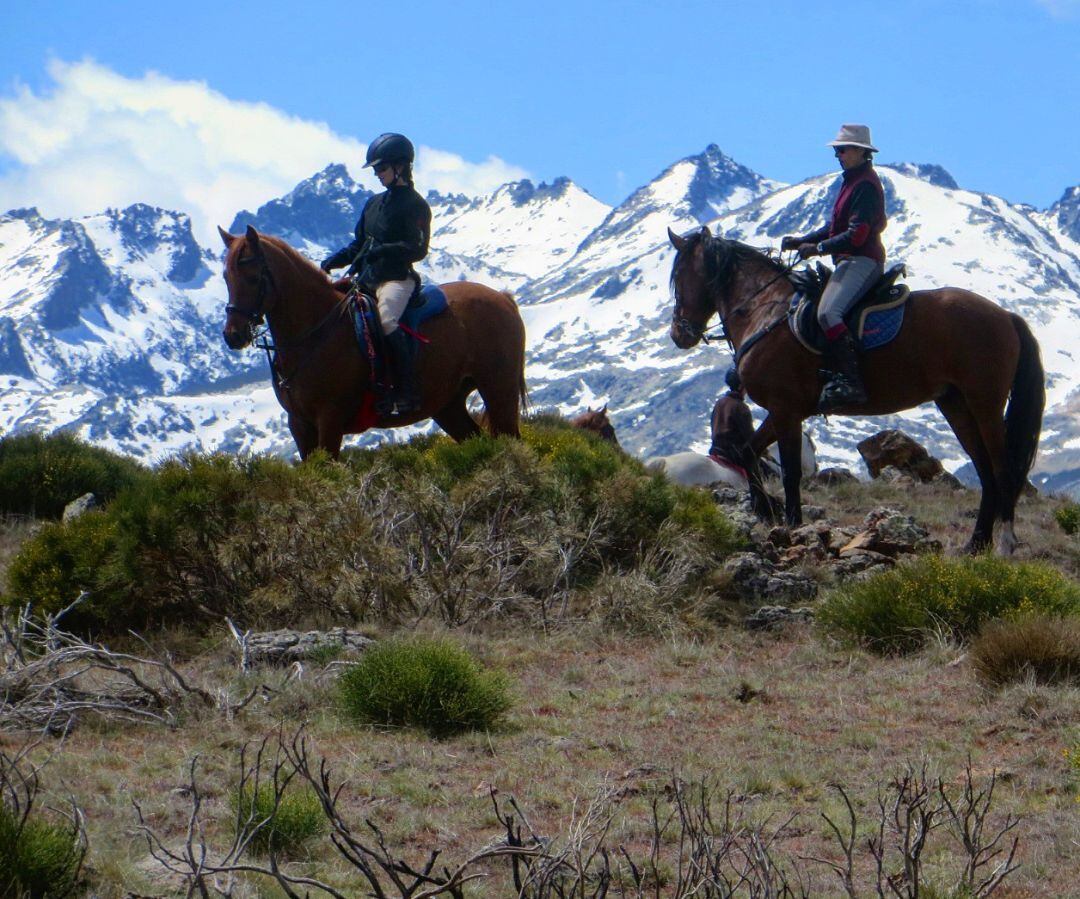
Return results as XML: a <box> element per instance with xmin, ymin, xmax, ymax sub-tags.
<box><xmin>365</xmin><ymin>133</ymin><xmax>415</xmax><ymax>168</ymax></box>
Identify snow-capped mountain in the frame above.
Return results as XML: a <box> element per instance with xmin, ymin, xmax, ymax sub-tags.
<box><xmin>2</xmin><ymin>147</ymin><xmax>1079</xmax><ymax>495</ymax></box>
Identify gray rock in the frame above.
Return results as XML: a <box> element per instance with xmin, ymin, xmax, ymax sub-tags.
<box><xmin>62</xmin><ymin>492</ymin><xmax>98</xmax><ymax>522</ymax></box>
<box><xmin>722</xmin><ymin>552</ymin><xmax>818</xmax><ymax>602</ymax></box>
<box><xmin>237</xmin><ymin>627</ymin><xmax>374</xmax><ymax>666</ymax></box>
<box><xmin>744</xmin><ymin>605</ymin><xmax>815</xmax><ymax>630</ymax></box>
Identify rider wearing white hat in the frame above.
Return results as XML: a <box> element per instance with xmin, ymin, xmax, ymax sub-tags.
<box><xmin>781</xmin><ymin>123</ymin><xmax>887</xmax><ymax>411</ymax></box>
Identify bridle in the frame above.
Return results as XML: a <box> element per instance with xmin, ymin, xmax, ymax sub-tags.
<box><xmin>672</xmin><ymin>237</ymin><xmax>796</xmax><ymax>356</ymax></box>
<box><xmin>224</xmin><ymin>246</ymin><xmax>353</xmax><ymax>392</ymax></box>
<box><xmin>226</xmin><ymin>252</ymin><xmax>275</xmax><ymax>329</ymax></box>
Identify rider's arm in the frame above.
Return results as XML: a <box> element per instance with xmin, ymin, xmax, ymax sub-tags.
<box><xmin>817</xmin><ymin>183</ymin><xmax>880</xmax><ymax>256</ymax></box>
<box><xmin>369</xmin><ymin>198</ymin><xmax>431</xmax><ymax>265</ymax></box>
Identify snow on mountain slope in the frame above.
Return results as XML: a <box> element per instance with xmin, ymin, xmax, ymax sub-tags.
<box><xmin>431</xmin><ymin>178</ymin><xmax>610</xmax><ymax>281</ymax></box>
<box><xmin>1</xmin><ymin>150</ymin><xmax>1079</xmax><ymax>489</ymax></box>
<box><xmin>516</xmin><ymin>162</ymin><xmax>1080</xmax><ymax>477</ymax></box>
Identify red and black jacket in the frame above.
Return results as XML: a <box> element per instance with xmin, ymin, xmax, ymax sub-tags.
<box><xmin>799</xmin><ymin>162</ymin><xmax>886</xmax><ymax>264</ymax></box>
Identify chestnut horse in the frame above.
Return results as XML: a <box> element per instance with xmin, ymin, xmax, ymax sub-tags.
<box><xmin>668</xmin><ymin>226</ymin><xmax>1044</xmax><ymax>554</ymax></box>
<box><xmin>219</xmin><ymin>225</ymin><xmax>527</xmax><ymax>457</ymax></box>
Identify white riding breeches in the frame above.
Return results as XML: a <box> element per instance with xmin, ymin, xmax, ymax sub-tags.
<box><xmin>376</xmin><ymin>279</ymin><xmax>415</xmax><ymax>334</ymax></box>
<box><xmin>817</xmin><ymin>256</ymin><xmax>883</xmax><ymax>334</ymax></box>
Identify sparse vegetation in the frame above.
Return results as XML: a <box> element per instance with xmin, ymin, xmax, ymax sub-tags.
<box><xmin>970</xmin><ymin>613</ymin><xmax>1080</xmax><ymax>685</ymax></box>
<box><xmin>0</xmin><ymin>430</ymin><xmax>146</xmax><ymax>520</ymax></box>
<box><xmin>816</xmin><ymin>554</ymin><xmax>1080</xmax><ymax>653</ymax></box>
<box><xmin>338</xmin><ymin>636</ymin><xmax>512</xmax><ymax>737</ymax></box>
<box><xmin>2</xmin><ymin>425</ymin><xmax>739</xmax><ymax>635</ymax></box>
<box><xmin>1056</xmin><ymin>500</ymin><xmax>1080</xmax><ymax>535</ymax></box>
<box><xmin>231</xmin><ymin>780</ymin><xmax>325</xmax><ymax>857</ymax></box>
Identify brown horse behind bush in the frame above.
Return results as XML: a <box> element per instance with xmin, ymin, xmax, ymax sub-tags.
<box><xmin>668</xmin><ymin>226</ymin><xmax>1045</xmax><ymax>555</ymax></box>
<box><xmin>219</xmin><ymin>225</ymin><xmax>527</xmax><ymax>458</ymax></box>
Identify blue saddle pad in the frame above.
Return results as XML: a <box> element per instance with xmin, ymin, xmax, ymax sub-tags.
<box><xmin>401</xmin><ymin>283</ymin><xmax>448</xmax><ymax>332</ymax></box>
<box><xmin>789</xmin><ymin>282</ymin><xmax>909</xmax><ymax>354</ymax></box>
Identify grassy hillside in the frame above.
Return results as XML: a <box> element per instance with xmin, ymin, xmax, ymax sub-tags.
<box><xmin>0</xmin><ymin>427</ymin><xmax>1078</xmax><ymax>897</ymax></box>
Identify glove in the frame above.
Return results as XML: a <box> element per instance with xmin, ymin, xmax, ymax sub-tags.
<box><xmin>320</xmin><ymin>257</ymin><xmax>336</xmax><ymax>273</ymax></box>
<box><xmin>780</xmin><ymin>236</ymin><xmax>800</xmax><ymax>251</ymax></box>
<box><xmin>797</xmin><ymin>243</ymin><xmax>818</xmax><ymax>260</ymax></box>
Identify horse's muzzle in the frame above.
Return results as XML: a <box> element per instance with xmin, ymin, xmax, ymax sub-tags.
<box><xmin>670</xmin><ymin>319</ymin><xmax>702</xmax><ymax>349</ymax></box>
<box><xmin>223</xmin><ymin>326</ymin><xmax>252</xmax><ymax>351</ymax></box>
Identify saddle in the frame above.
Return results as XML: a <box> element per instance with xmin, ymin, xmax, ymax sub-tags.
<box><xmin>788</xmin><ymin>262</ymin><xmax>909</xmax><ymax>354</ymax></box>
<box><xmin>340</xmin><ymin>280</ymin><xmax>449</xmax><ymax>430</ymax></box>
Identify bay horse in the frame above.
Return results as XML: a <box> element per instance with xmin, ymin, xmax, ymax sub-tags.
<box><xmin>219</xmin><ymin>225</ymin><xmax>527</xmax><ymax>458</ymax></box>
<box><xmin>668</xmin><ymin>226</ymin><xmax>1045</xmax><ymax>555</ymax></box>
<box><xmin>569</xmin><ymin>405</ymin><xmax>621</xmax><ymax>449</ymax></box>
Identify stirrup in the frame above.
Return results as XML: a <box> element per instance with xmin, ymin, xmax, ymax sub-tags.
<box><xmin>818</xmin><ymin>376</ymin><xmax>867</xmax><ymax>412</ymax></box>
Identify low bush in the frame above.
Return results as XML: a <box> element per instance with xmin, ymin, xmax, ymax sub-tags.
<box><xmin>339</xmin><ymin>636</ymin><xmax>512</xmax><ymax>737</ymax></box>
<box><xmin>0</xmin><ymin>802</ymin><xmax>85</xmax><ymax>897</ymax></box>
<box><xmin>231</xmin><ymin>782</ymin><xmax>325</xmax><ymax>856</ymax></box>
<box><xmin>3</xmin><ymin>424</ymin><xmax>740</xmax><ymax>635</ymax></box>
<box><xmin>970</xmin><ymin>614</ymin><xmax>1080</xmax><ymax>685</ymax></box>
<box><xmin>816</xmin><ymin>554</ymin><xmax>1080</xmax><ymax>653</ymax></box>
<box><xmin>0</xmin><ymin>430</ymin><xmax>146</xmax><ymax>519</ymax></box>
<box><xmin>1055</xmin><ymin>501</ymin><xmax>1080</xmax><ymax>536</ymax></box>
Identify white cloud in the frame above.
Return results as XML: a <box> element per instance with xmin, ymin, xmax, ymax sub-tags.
<box><xmin>0</xmin><ymin>59</ymin><xmax>528</xmax><ymax>245</ymax></box>
<box><xmin>1032</xmin><ymin>0</ymin><xmax>1080</xmax><ymax>16</ymax></box>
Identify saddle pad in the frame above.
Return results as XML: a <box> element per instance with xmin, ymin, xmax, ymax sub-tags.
<box><xmin>401</xmin><ymin>284</ymin><xmax>448</xmax><ymax>332</ymax></box>
<box><xmin>789</xmin><ymin>283</ymin><xmax>910</xmax><ymax>354</ymax></box>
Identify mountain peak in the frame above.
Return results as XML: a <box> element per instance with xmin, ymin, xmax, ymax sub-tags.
<box><xmin>882</xmin><ymin>162</ymin><xmax>959</xmax><ymax>190</ymax></box>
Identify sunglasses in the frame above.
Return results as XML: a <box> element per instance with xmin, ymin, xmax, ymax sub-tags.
<box><xmin>373</xmin><ymin>163</ymin><xmax>392</xmax><ymax>174</ymax></box>
<box><xmin>834</xmin><ymin>146</ymin><xmax>858</xmax><ymax>155</ymax></box>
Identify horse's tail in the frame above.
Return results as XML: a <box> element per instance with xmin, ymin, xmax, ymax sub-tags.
<box><xmin>502</xmin><ymin>290</ymin><xmax>530</xmax><ymax>413</ymax></box>
<box><xmin>1004</xmin><ymin>313</ymin><xmax>1044</xmax><ymax>505</ymax></box>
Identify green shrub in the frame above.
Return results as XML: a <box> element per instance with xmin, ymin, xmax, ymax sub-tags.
<box><xmin>970</xmin><ymin>614</ymin><xmax>1080</xmax><ymax>685</ymax></box>
<box><xmin>0</xmin><ymin>430</ymin><xmax>146</xmax><ymax>519</ymax></box>
<box><xmin>0</xmin><ymin>802</ymin><xmax>85</xmax><ymax>897</ymax></box>
<box><xmin>231</xmin><ymin>782</ymin><xmax>325</xmax><ymax>857</ymax></box>
<box><xmin>817</xmin><ymin>555</ymin><xmax>1080</xmax><ymax>654</ymax></box>
<box><xmin>339</xmin><ymin>637</ymin><xmax>512</xmax><ymax>737</ymax></box>
<box><xmin>3</xmin><ymin>426</ymin><xmax>740</xmax><ymax>634</ymax></box>
<box><xmin>1055</xmin><ymin>502</ymin><xmax>1080</xmax><ymax>536</ymax></box>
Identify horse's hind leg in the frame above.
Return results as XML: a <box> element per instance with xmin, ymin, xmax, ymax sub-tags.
<box><xmin>936</xmin><ymin>390</ymin><xmax>998</xmax><ymax>552</ymax></box>
<box><xmin>433</xmin><ymin>385</ymin><xmax>482</xmax><ymax>442</ymax></box>
<box><xmin>474</xmin><ymin>380</ymin><xmax>521</xmax><ymax>438</ymax></box>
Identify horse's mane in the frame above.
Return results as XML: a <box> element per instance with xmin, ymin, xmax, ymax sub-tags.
<box><xmin>670</xmin><ymin>231</ymin><xmax>788</xmax><ymax>295</ymax></box>
<box><xmin>231</xmin><ymin>231</ymin><xmax>335</xmax><ymax>296</ymax></box>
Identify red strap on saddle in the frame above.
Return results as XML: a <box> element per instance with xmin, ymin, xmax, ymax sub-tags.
<box><xmin>708</xmin><ymin>453</ymin><xmax>749</xmax><ymax>482</ymax></box>
<box><xmin>398</xmin><ymin>323</ymin><xmax>430</xmax><ymax>344</ymax></box>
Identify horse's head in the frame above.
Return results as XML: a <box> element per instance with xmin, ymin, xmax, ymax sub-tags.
<box><xmin>668</xmin><ymin>225</ymin><xmax>714</xmax><ymax>349</ymax></box>
<box><xmin>571</xmin><ymin>405</ymin><xmax>620</xmax><ymax>448</ymax></box>
<box><xmin>219</xmin><ymin>224</ymin><xmax>274</xmax><ymax>350</ymax></box>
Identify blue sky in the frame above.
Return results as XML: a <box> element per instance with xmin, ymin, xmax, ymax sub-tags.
<box><xmin>1</xmin><ymin>0</ymin><xmax>1078</xmax><ymax>241</ymax></box>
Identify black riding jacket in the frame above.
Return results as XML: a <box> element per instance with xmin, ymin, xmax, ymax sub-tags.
<box><xmin>324</xmin><ymin>184</ymin><xmax>432</xmax><ymax>282</ymax></box>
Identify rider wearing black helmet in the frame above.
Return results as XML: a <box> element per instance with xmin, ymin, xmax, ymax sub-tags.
<box><xmin>322</xmin><ymin>133</ymin><xmax>432</xmax><ymax>415</ymax></box>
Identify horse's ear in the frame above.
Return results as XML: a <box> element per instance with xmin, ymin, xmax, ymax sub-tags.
<box><xmin>668</xmin><ymin>227</ymin><xmax>687</xmax><ymax>251</ymax></box>
<box><xmin>245</xmin><ymin>224</ymin><xmax>262</xmax><ymax>255</ymax></box>
<box><xmin>600</xmin><ymin>403</ymin><xmax>608</xmax><ymax>414</ymax></box>
<box><xmin>218</xmin><ymin>226</ymin><xmax>237</xmax><ymax>248</ymax></box>
<box><xmin>700</xmin><ymin>225</ymin><xmax>712</xmax><ymax>240</ymax></box>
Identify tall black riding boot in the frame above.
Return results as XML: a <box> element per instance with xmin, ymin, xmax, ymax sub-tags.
<box><xmin>382</xmin><ymin>328</ymin><xmax>420</xmax><ymax>415</ymax></box>
<box><xmin>818</xmin><ymin>332</ymin><xmax>868</xmax><ymax>412</ymax></box>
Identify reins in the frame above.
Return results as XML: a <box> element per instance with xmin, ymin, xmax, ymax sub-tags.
<box><xmin>231</xmin><ymin>250</ymin><xmax>353</xmax><ymax>393</ymax></box>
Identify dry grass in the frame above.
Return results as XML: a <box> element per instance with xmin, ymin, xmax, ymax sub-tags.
<box><xmin>0</xmin><ymin>626</ymin><xmax>1073</xmax><ymax>896</ymax></box>
<box><xmin>1</xmin><ymin>478</ymin><xmax>1078</xmax><ymax>896</ymax></box>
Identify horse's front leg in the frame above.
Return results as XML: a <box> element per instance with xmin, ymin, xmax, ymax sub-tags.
<box><xmin>289</xmin><ymin>414</ymin><xmax>319</xmax><ymax>461</ymax></box>
<box><xmin>776</xmin><ymin>423</ymin><xmax>805</xmax><ymax>527</ymax></box>
<box><xmin>746</xmin><ymin>416</ymin><xmax>782</xmax><ymax>521</ymax></box>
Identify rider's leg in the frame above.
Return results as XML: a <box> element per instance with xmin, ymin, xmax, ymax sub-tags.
<box><xmin>816</xmin><ymin>257</ymin><xmax>882</xmax><ymax>411</ymax></box>
<box><xmin>376</xmin><ymin>279</ymin><xmax>419</xmax><ymax>414</ymax></box>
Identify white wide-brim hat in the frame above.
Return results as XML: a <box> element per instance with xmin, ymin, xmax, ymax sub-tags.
<box><xmin>826</xmin><ymin>123</ymin><xmax>878</xmax><ymax>152</ymax></box>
